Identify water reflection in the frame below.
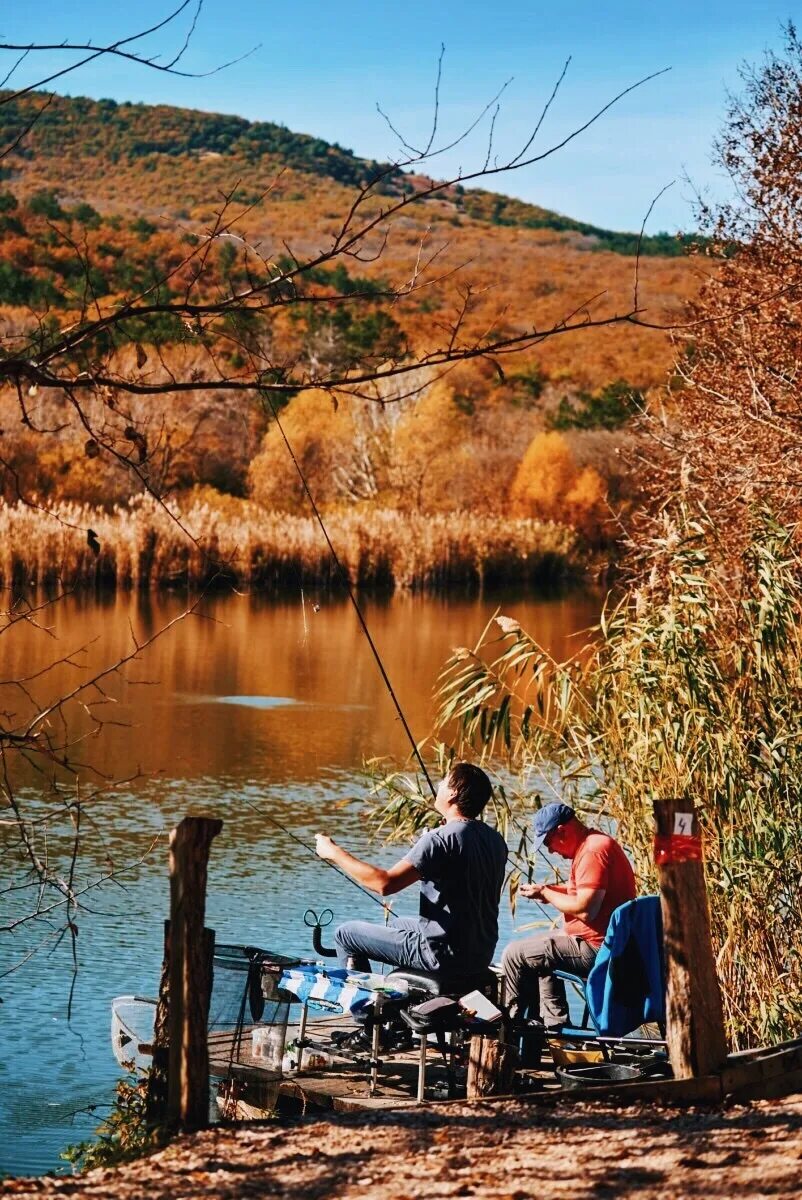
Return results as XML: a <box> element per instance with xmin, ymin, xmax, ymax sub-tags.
<box><xmin>0</xmin><ymin>588</ymin><xmax>598</xmax><ymax>1177</ymax></box>
<box><xmin>2</xmin><ymin>590</ymin><xmax>597</xmax><ymax>782</ymax></box>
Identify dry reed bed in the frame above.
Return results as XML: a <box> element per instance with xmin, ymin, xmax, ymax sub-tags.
<box><xmin>0</xmin><ymin>497</ymin><xmax>579</xmax><ymax>592</ymax></box>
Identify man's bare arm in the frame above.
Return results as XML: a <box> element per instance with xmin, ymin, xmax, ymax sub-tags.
<box><xmin>522</xmin><ymin>882</ymin><xmax>605</xmax><ymax>922</ymax></box>
<box><xmin>315</xmin><ymin>835</ymin><xmax>420</xmax><ymax>896</ymax></box>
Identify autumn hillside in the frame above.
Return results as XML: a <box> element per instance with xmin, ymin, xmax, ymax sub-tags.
<box><xmin>0</xmin><ymin>90</ymin><xmax>704</xmax><ymax>589</ymax></box>
<box><xmin>0</xmin><ymin>90</ymin><xmax>701</xmax><ymax>382</ymax></box>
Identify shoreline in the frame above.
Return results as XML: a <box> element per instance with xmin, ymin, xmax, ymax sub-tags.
<box><xmin>0</xmin><ymin>498</ymin><xmax>596</xmax><ymax>595</ymax></box>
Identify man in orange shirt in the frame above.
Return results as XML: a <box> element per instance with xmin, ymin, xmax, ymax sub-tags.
<box><xmin>501</xmin><ymin>802</ymin><xmax>637</xmax><ymax>1028</ymax></box>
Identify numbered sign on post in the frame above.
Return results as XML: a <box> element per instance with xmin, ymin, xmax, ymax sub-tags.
<box><xmin>652</xmin><ymin>797</ymin><xmax>728</xmax><ymax>1079</ymax></box>
<box><xmin>655</xmin><ymin>805</ymin><xmax>703</xmax><ymax>865</ymax></box>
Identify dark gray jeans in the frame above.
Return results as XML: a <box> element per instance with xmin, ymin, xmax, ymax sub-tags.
<box><xmin>500</xmin><ymin>932</ymin><xmax>597</xmax><ymax>1025</ymax></box>
<box><xmin>334</xmin><ymin>916</ymin><xmax>440</xmax><ymax>973</ymax></box>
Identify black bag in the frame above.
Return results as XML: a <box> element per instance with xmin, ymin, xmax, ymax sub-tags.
<box><xmin>401</xmin><ymin>995</ymin><xmax>462</xmax><ymax>1033</ymax></box>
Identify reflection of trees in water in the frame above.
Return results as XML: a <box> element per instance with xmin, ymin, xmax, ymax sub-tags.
<box><xmin>2</xmin><ymin>592</ymin><xmax>597</xmax><ymax>784</ymax></box>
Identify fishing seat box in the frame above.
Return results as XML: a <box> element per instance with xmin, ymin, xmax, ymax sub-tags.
<box><xmin>385</xmin><ymin>966</ymin><xmax>498</xmax><ymax>1001</ymax></box>
<box><xmin>384</xmin><ymin>967</ymin><xmax>500</xmax><ymax>1101</ymax></box>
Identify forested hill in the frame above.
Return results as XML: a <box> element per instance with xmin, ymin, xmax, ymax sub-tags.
<box><xmin>0</xmin><ymin>88</ymin><xmax>700</xmax><ymax>397</ymax></box>
<box><xmin>0</xmin><ymin>90</ymin><xmax>688</xmax><ymax>257</ymax></box>
<box><xmin>0</xmin><ymin>87</ymin><xmax>700</xmax><ymax>556</ymax></box>
<box><xmin>1</xmin><ymin>91</ymin><xmax>398</xmax><ymax>192</ymax></box>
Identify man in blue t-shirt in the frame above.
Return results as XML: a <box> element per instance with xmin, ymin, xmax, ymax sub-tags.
<box><xmin>315</xmin><ymin>763</ymin><xmax>508</xmax><ymax>974</ymax></box>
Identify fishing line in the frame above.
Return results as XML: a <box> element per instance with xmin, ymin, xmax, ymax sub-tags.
<box><xmin>261</xmin><ymin>389</ymin><xmax>437</xmax><ymax>800</ymax></box>
<box><xmin>246</xmin><ymin>791</ymin><xmax>554</xmax><ymax>930</ymax></box>
<box><xmin>262</xmin><ymin>393</ymin><xmax>557</xmax><ymax>930</ymax></box>
<box><xmin>240</xmin><ymin>794</ymin><xmax>390</xmax><ymax>912</ymax></box>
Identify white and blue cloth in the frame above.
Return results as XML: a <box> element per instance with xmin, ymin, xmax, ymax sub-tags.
<box><xmin>279</xmin><ymin>965</ymin><xmax>408</xmax><ymax>1015</ymax></box>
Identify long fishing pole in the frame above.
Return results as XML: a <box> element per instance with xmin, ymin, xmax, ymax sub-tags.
<box><xmin>262</xmin><ymin>391</ymin><xmax>558</xmax><ymax>930</ymax></box>
<box><xmin>262</xmin><ymin>390</ymin><xmax>437</xmax><ymax>800</ymax></box>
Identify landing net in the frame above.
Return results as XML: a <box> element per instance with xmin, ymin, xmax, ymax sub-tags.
<box><xmin>209</xmin><ymin>943</ymin><xmax>300</xmax><ymax>1120</ymax></box>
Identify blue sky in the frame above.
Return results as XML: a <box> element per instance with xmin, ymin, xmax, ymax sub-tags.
<box><xmin>4</xmin><ymin>2</ymin><xmax>801</xmax><ymax>230</ymax></box>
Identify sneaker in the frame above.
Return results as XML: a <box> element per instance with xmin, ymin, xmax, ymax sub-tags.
<box><xmin>331</xmin><ymin>1026</ymin><xmax>371</xmax><ymax>1051</ymax></box>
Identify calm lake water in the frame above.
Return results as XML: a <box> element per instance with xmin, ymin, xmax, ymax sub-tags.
<box><xmin>0</xmin><ymin>588</ymin><xmax>598</xmax><ymax>1178</ymax></box>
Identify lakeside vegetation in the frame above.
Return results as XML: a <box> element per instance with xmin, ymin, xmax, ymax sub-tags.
<box><xmin>0</xmin><ymin>494</ymin><xmax>579</xmax><ymax>593</ymax></box>
<box><xmin>1</xmin><ymin>362</ymin><xmax>640</xmax><ymax>587</ymax></box>
<box><xmin>368</xmin><ymin>508</ymin><xmax>802</xmax><ymax>1048</ymax></box>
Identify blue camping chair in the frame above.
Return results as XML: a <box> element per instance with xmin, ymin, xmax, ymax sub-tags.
<box><xmin>552</xmin><ymin>894</ymin><xmax>666</xmax><ymax>1043</ymax></box>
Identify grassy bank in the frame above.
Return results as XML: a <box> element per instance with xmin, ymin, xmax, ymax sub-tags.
<box><xmin>0</xmin><ymin>496</ymin><xmax>580</xmax><ymax>593</ymax></box>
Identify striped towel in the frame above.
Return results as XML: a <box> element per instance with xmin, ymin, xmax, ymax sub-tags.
<box><xmin>278</xmin><ymin>965</ymin><xmax>408</xmax><ymax>1015</ymax></box>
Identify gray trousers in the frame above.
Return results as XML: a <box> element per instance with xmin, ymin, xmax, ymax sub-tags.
<box><xmin>500</xmin><ymin>932</ymin><xmax>598</xmax><ymax>1025</ymax></box>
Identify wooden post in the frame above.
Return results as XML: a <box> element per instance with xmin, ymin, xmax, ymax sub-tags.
<box><xmin>147</xmin><ymin>919</ymin><xmax>215</xmax><ymax>1127</ymax></box>
<box><xmin>466</xmin><ymin>1035</ymin><xmax>517</xmax><ymax>1098</ymax></box>
<box><xmin>145</xmin><ymin>919</ymin><xmax>171</xmax><ymax>1125</ymax></box>
<box><xmin>166</xmin><ymin>816</ymin><xmax>222</xmax><ymax>1132</ymax></box>
<box><xmin>653</xmin><ymin>798</ymin><xmax>728</xmax><ymax>1079</ymax></box>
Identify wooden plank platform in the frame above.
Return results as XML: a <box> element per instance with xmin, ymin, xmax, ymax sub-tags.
<box><xmin>208</xmin><ymin>1014</ymin><xmax>440</xmax><ymax>1112</ymax></box>
<box><xmin>208</xmin><ymin>1017</ymin><xmax>802</xmax><ymax>1116</ymax></box>
<box><xmin>278</xmin><ymin>1063</ymin><xmax>423</xmax><ymax>1112</ymax></box>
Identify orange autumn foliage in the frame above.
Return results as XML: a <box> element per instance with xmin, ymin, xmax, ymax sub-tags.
<box><xmin>248</xmin><ymin>389</ymin><xmax>355</xmax><ymax>510</ymax></box>
<box><xmin>510</xmin><ymin>431</ymin><xmax>611</xmax><ymax>544</ymax></box>
<box><xmin>248</xmin><ymin>380</ymin><xmax>474</xmax><ymax>512</ymax></box>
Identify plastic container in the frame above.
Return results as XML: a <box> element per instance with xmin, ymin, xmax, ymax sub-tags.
<box><xmin>556</xmin><ymin>1062</ymin><xmax>644</xmax><ymax>1089</ymax></box>
<box><xmin>251</xmin><ymin>1025</ymin><xmax>287</xmax><ymax>1069</ymax></box>
<box><xmin>302</xmin><ymin>1049</ymin><xmax>332</xmax><ymax>1070</ymax></box>
<box><xmin>279</xmin><ymin>1038</ymin><xmax>332</xmax><ymax>1072</ymax></box>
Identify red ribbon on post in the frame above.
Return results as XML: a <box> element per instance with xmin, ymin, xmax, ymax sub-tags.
<box><xmin>653</xmin><ymin>833</ymin><xmax>703</xmax><ymax>864</ymax></box>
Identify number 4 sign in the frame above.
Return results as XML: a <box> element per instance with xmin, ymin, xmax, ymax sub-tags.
<box><xmin>674</xmin><ymin>812</ymin><xmax>694</xmax><ymax>836</ymax></box>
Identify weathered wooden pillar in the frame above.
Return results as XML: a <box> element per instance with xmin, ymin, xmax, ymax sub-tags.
<box><xmin>466</xmin><ymin>1036</ymin><xmax>517</xmax><ymax>1098</ymax></box>
<box><xmin>166</xmin><ymin>816</ymin><xmax>222</xmax><ymax>1131</ymax></box>
<box><xmin>653</xmin><ymin>798</ymin><xmax>728</xmax><ymax>1079</ymax></box>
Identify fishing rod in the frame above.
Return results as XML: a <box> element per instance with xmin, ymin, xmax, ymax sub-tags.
<box><xmin>261</xmin><ymin>391</ymin><xmax>558</xmax><ymax>931</ymax></box>
<box><xmin>261</xmin><ymin>390</ymin><xmax>437</xmax><ymax>801</ymax></box>
<box><xmin>240</xmin><ymin>795</ymin><xmax>389</xmax><ymax>911</ymax></box>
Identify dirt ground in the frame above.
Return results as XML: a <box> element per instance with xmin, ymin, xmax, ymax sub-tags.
<box><xmin>4</xmin><ymin>1093</ymin><xmax>802</xmax><ymax>1200</ymax></box>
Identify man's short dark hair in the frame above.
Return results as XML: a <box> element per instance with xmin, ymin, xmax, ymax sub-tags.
<box><xmin>448</xmin><ymin>762</ymin><xmax>492</xmax><ymax>818</ymax></box>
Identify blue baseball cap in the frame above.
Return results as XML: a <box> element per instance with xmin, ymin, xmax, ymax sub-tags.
<box><xmin>533</xmin><ymin>802</ymin><xmax>575</xmax><ymax>853</ymax></box>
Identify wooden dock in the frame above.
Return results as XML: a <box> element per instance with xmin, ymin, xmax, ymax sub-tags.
<box><xmin>207</xmin><ymin>1014</ymin><xmax>572</xmax><ymax>1115</ymax></box>
<box><xmin>208</xmin><ymin>1014</ymin><xmax>460</xmax><ymax>1113</ymax></box>
<box><xmin>208</xmin><ymin>1013</ymin><xmax>802</xmax><ymax>1118</ymax></box>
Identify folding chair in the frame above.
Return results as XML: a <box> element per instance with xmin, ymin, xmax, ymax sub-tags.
<box><xmin>549</xmin><ymin>895</ymin><xmax>667</xmax><ymax>1057</ymax></box>
<box><xmin>385</xmin><ymin>965</ymin><xmax>499</xmax><ymax>1102</ymax></box>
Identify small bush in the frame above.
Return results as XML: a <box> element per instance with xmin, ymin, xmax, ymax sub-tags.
<box><xmin>28</xmin><ymin>188</ymin><xmax>66</xmax><ymax>219</ymax></box>
<box><xmin>61</xmin><ymin>1074</ymin><xmax>159</xmax><ymax>1172</ymax></box>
